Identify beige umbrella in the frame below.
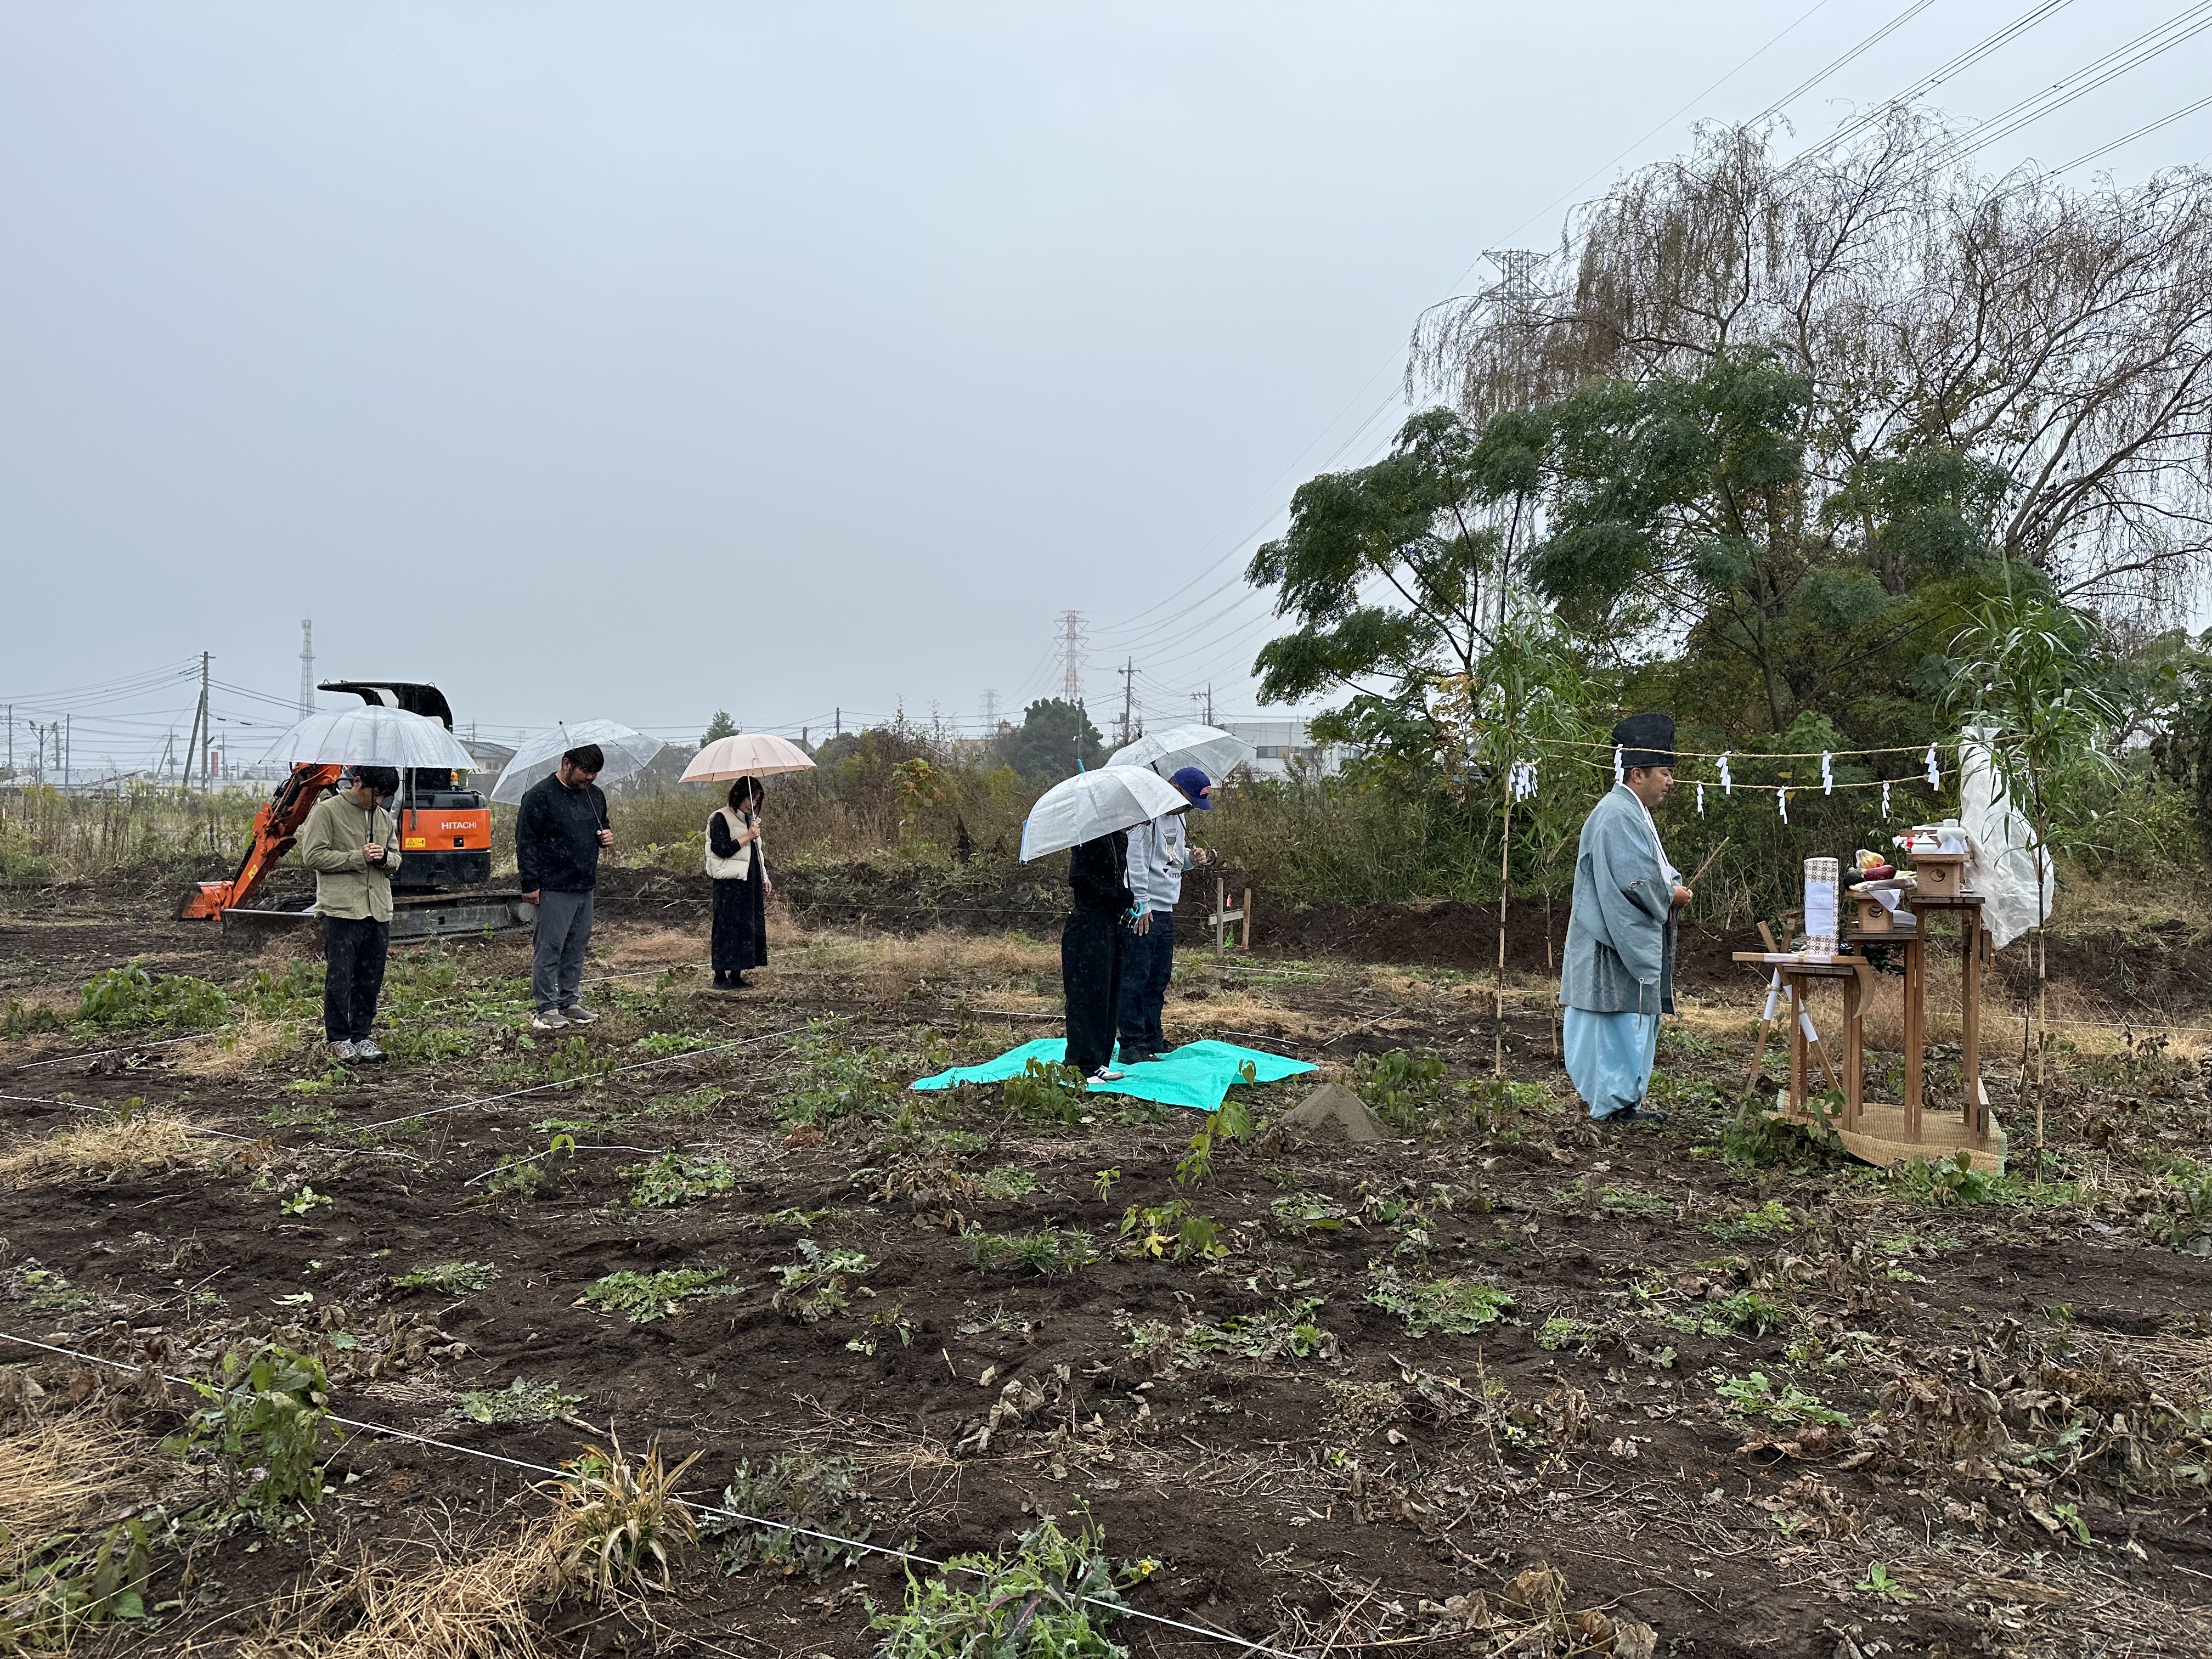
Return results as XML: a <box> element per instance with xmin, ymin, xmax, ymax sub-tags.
<box><xmin>680</xmin><ymin>732</ymin><xmax>817</xmax><ymax>781</ymax></box>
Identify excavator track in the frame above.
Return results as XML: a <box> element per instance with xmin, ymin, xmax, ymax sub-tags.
<box><xmin>218</xmin><ymin>891</ymin><xmax>537</xmax><ymax>944</ymax></box>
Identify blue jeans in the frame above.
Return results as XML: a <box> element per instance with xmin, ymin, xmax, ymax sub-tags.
<box><xmin>1116</xmin><ymin>912</ymin><xmax>1175</xmax><ymax>1054</ymax></box>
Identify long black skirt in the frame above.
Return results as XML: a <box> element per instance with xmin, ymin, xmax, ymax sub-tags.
<box><xmin>712</xmin><ymin>874</ymin><xmax>768</xmax><ymax>973</ymax></box>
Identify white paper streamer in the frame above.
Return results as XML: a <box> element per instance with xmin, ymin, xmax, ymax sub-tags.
<box><xmin>1613</xmin><ymin>745</ymin><xmax>1624</xmax><ymax>787</ymax></box>
<box><xmin>1881</xmin><ymin>780</ymin><xmax>1892</xmax><ymax>817</ymax></box>
<box><xmin>1777</xmin><ymin>787</ymin><xmax>1788</xmax><ymax>823</ymax></box>
<box><xmin>1696</xmin><ymin>781</ymin><xmax>1705</xmax><ymax>815</ymax></box>
<box><xmin>1926</xmin><ymin>744</ymin><xmax>1940</xmax><ymax>789</ymax></box>
<box><xmin>1821</xmin><ymin>752</ymin><xmax>1833</xmax><ymax>794</ymax></box>
<box><xmin>1719</xmin><ymin>752</ymin><xmax>1732</xmax><ymax>794</ymax></box>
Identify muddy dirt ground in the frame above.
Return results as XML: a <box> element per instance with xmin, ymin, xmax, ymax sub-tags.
<box><xmin>3</xmin><ymin>874</ymin><xmax>2210</xmax><ymax>1657</ymax></box>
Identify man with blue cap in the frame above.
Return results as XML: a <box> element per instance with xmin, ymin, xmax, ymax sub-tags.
<box><xmin>1116</xmin><ymin>765</ymin><xmax>1217</xmax><ymax>1064</ymax></box>
<box><xmin>1560</xmin><ymin>713</ymin><xmax>1693</xmax><ymax>1123</ymax></box>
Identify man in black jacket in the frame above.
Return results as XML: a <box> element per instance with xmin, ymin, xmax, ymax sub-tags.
<box><xmin>1063</xmin><ymin>830</ymin><xmax>1133</xmax><ymax>1082</ymax></box>
<box><xmin>517</xmin><ymin>743</ymin><xmax>611</xmax><ymax>1030</ymax></box>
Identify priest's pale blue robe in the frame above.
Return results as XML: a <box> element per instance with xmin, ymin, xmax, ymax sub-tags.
<box><xmin>1559</xmin><ymin>783</ymin><xmax>1679</xmax><ymax>1118</ymax></box>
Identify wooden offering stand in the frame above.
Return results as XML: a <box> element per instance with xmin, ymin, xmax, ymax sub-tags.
<box><xmin>1731</xmin><ymin>947</ymin><xmax>1870</xmax><ymax>1126</ymax></box>
<box><xmin>1737</xmin><ymin>888</ymin><xmax>2007</xmax><ymax>1173</ymax></box>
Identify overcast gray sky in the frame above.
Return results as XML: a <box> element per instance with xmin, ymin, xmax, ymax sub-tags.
<box><xmin>5</xmin><ymin>2</ymin><xmax>2210</xmax><ymax>771</ymax></box>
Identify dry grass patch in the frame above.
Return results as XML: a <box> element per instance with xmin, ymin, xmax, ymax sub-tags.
<box><xmin>240</xmin><ymin>1526</ymin><xmax>563</xmax><ymax>1659</ymax></box>
<box><xmin>791</xmin><ymin>928</ymin><xmax>1058</xmax><ymax>998</ymax></box>
<box><xmin>175</xmin><ymin>1015</ymin><xmax>295</xmax><ymax>1080</ymax></box>
<box><xmin>0</xmin><ymin>1111</ymin><xmax>217</xmax><ymax>1183</ymax></box>
<box><xmin>597</xmin><ymin>926</ymin><xmax>706</xmax><ymax>969</ymax></box>
<box><xmin>0</xmin><ymin>1413</ymin><xmax>142</xmax><ymax>1582</ymax></box>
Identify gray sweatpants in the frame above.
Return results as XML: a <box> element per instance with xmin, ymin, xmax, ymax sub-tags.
<box><xmin>532</xmin><ymin>889</ymin><xmax>594</xmax><ymax>1012</ymax></box>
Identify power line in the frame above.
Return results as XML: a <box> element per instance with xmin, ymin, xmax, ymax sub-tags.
<box><xmin>1791</xmin><ymin>0</ymin><xmax>2084</xmax><ymax>166</ymax></box>
<box><xmin>1087</xmin><ymin>2</ymin><xmax>1888</xmax><ymax>660</ymax></box>
<box><xmin>1938</xmin><ymin>2</ymin><xmax>2212</xmax><ymax>163</ymax></box>
<box><xmin>1748</xmin><ymin>0</ymin><xmax>1939</xmax><ymax>121</ymax></box>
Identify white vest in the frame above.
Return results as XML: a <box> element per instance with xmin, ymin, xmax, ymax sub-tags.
<box><xmin>704</xmin><ymin>809</ymin><xmax>760</xmax><ymax>881</ymax></box>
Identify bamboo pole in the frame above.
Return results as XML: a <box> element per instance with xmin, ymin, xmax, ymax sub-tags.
<box><xmin>1495</xmin><ymin>791</ymin><xmax>1512</xmax><ymax>1078</ymax></box>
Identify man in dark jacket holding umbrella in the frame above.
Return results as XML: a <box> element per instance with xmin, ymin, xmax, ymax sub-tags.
<box><xmin>517</xmin><ymin>743</ymin><xmax>611</xmax><ymax>1031</ymax></box>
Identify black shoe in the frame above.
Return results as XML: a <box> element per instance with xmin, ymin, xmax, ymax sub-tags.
<box><xmin>1603</xmin><ymin>1104</ymin><xmax>1669</xmax><ymax>1124</ymax></box>
<box><xmin>731</xmin><ymin>973</ymin><xmax>752</xmax><ymax>989</ymax></box>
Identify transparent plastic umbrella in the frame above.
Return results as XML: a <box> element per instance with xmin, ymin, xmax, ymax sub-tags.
<box><xmin>491</xmin><ymin>721</ymin><xmax>667</xmax><ymax>804</ymax></box>
<box><xmin>1105</xmin><ymin>723</ymin><xmax>1254</xmax><ymax>781</ymax></box>
<box><xmin>680</xmin><ymin>732</ymin><xmax>817</xmax><ymax>781</ymax></box>
<box><xmin>1019</xmin><ymin>766</ymin><xmax>1190</xmax><ymax>862</ymax></box>
<box><xmin>261</xmin><ymin>706</ymin><xmax>478</xmax><ymax>772</ymax></box>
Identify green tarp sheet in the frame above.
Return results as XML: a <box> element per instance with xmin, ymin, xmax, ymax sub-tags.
<box><xmin>909</xmin><ymin>1038</ymin><xmax>1314</xmax><ymax>1114</ymax></box>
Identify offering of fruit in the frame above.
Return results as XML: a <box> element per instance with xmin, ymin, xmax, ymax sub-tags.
<box><xmin>1850</xmin><ymin>848</ymin><xmax>1896</xmax><ymax>884</ymax></box>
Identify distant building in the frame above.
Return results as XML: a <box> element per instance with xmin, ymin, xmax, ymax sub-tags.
<box><xmin>1220</xmin><ymin>719</ymin><xmax>1344</xmax><ymax>780</ymax></box>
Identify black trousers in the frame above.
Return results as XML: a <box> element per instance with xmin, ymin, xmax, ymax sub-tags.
<box><xmin>321</xmin><ymin>916</ymin><xmax>390</xmax><ymax>1042</ymax></box>
<box><xmin>1061</xmin><ymin>907</ymin><xmax>1125</xmax><ymax>1075</ymax></box>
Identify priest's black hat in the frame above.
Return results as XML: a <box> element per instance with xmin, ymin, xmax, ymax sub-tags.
<box><xmin>1611</xmin><ymin>712</ymin><xmax>1676</xmax><ymax>770</ymax></box>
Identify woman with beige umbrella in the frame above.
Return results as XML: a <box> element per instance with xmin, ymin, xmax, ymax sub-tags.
<box><xmin>683</xmin><ymin>733</ymin><xmax>817</xmax><ymax>991</ymax></box>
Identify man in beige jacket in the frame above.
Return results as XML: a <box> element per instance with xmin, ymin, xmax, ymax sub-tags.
<box><xmin>298</xmin><ymin>766</ymin><xmax>403</xmax><ymax>1063</ymax></box>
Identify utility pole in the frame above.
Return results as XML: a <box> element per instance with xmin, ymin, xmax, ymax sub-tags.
<box><xmin>834</xmin><ymin>707</ymin><xmax>842</xmax><ymax>738</ymax></box>
<box><xmin>62</xmin><ymin>714</ymin><xmax>70</xmax><ymax>792</ymax></box>
<box><xmin>1117</xmin><ymin>659</ymin><xmax>1135</xmax><ymax>748</ymax></box>
<box><xmin>298</xmin><ymin>618</ymin><xmax>315</xmax><ymax>720</ymax></box>
<box><xmin>1058</xmin><ymin>611</ymin><xmax>1085</xmax><ymax>704</ymax></box>
<box><xmin>3</xmin><ymin>705</ymin><xmax>10</xmax><ymax>779</ymax></box>
<box><xmin>184</xmin><ymin>652</ymin><xmax>211</xmax><ymax>794</ymax></box>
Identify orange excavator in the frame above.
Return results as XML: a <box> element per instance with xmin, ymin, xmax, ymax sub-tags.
<box><xmin>181</xmin><ymin>681</ymin><xmax>531</xmax><ymax>942</ymax></box>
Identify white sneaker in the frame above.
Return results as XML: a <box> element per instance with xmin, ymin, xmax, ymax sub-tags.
<box><xmin>558</xmin><ymin>1004</ymin><xmax>599</xmax><ymax>1025</ymax></box>
<box><xmin>1089</xmin><ymin>1065</ymin><xmax>1123</xmax><ymax>1083</ymax></box>
<box><xmin>531</xmin><ymin>1011</ymin><xmax>569</xmax><ymax>1031</ymax></box>
<box><xmin>328</xmin><ymin>1040</ymin><xmax>358</xmax><ymax>1063</ymax></box>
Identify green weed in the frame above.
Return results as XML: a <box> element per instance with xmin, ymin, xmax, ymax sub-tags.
<box><xmin>1708</xmin><ymin>1199</ymin><xmax>1795</xmax><ymax>1242</ymax></box>
<box><xmin>703</xmin><ymin>1453</ymin><xmax>873</xmax><ymax>1581</ymax></box>
<box><xmin>1002</xmin><ymin>1057</ymin><xmax>1090</xmax><ymax>1122</ymax></box>
<box><xmin>1118</xmin><ymin>1199</ymin><xmax>1228</xmax><ymax>1262</ymax></box>
<box><xmin>1364</xmin><ymin>1266</ymin><xmax>1514</xmax><ymax>1336</ymax></box>
<box><xmin>872</xmin><ymin>1514</ymin><xmax>1147</xmax><ymax>1659</ymax></box>
<box><xmin>168</xmin><ymin>1344</ymin><xmax>331</xmax><ymax>1525</ymax></box>
<box><xmin>1270</xmin><ymin>1193</ymin><xmax>1352</xmax><ymax>1232</ymax></box>
<box><xmin>974</xmin><ymin>1165</ymin><xmax>1038</xmax><ymax>1199</ymax></box>
<box><xmin>582</xmin><ymin>1267</ymin><xmax>733</xmax><ymax>1324</ymax></box>
<box><xmin>770</xmin><ymin>1240</ymin><xmax>874</xmax><ymax>1322</ymax></box>
<box><xmin>780</xmin><ymin>1022</ymin><xmax>903</xmax><ymax>1129</ymax></box>
<box><xmin>78</xmin><ymin>963</ymin><xmax>229</xmax><ymax>1030</ymax></box>
<box><xmin>390</xmin><ymin>1260</ymin><xmax>499</xmax><ymax>1295</ymax></box>
<box><xmin>0</xmin><ymin>1519</ymin><xmax>156</xmax><ymax>1642</ymax></box>
<box><xmin>456</xmin><ymin>1378</ymin><xmax>584</xmax><ymax>1424</ymax></box>
<box><xmin>1711</xmin><ymin>1369</ymin><xmax>1848</xmax><ymax>1427</ymax></box>
<box><xmin>1719</xmin><ymin>1104</ymin><xmax>1846</xmax><ymax>1171</ymax></box>
<box><xmin>969</xmin><ymin>1229</ymin><xmax>1097</xmax><ymax>1275</ymax></box>
<box><xmin>619</xmin><ymin>1151</ymin><xmax>737</xmax><ymax>1207</ymax></box>
<box><xmin>1183</xmin><ymin>1297</ymin><xmax>1335</xmax><ymax>1363</ymax></box>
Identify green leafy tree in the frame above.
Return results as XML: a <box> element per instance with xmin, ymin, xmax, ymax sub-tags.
<box><xmin>1247</xmin><ymin>408</ymin><xmax>1518</xmax><ymax>765</ymax></box>
<box><xmin>1000</xmin><ymin>699</ymin><xmax>1104</xmax><ymax>784</ymax></box>
<box><xmin>701</xmin><ymin>710</ymin><xmax>737</xmax><ymax>748</ymax></box>
<box><xmin>1479</xmin><ymin>349</ymin><xmax>2005</xmax><ymax>738</ymax></box>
